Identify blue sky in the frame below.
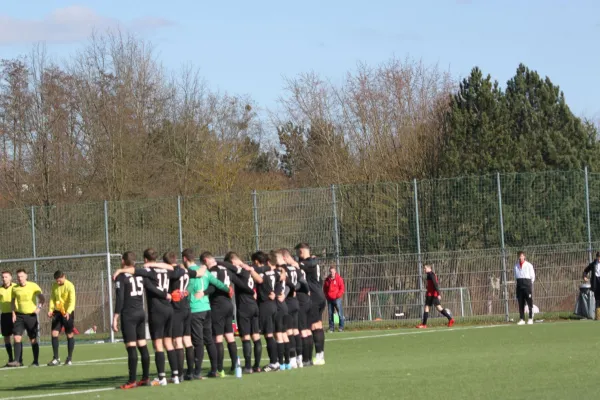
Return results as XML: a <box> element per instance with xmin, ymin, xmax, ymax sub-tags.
<box><xmin>1</xmin><ymin>0</ymin><xmax>598</xmax><ymax>119</ymax></box>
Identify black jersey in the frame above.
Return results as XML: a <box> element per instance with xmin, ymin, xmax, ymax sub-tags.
<box><xmin>232</xmin><ymin>268</ymin><xmax>257</xmax><ymax>308</ymax></box>
<box><xmin>209</xmin><ymin>264</ymin><xmax>234</xmax><ymax>307</ymax></box>
<box><xmin>114</xmin><ymin>273</ymin><xmax>145</xmax><ymax>316</ymax></box>
<box><xmin>134</xmin><ymin>267</ymin><xmax>183</xmax><ymax>312</ymax></box>
<box><xmin>283</xmin><ymin>264</ymin><xmax>301</xmax><ymax>298</ymax></box>
<box><xmin>169</xmin><ymin>266</ymin><xmax>197</xmax><ymax>312</ymax></box>
<box><xmin>255</xmin><ymin>266</ymin><xmax>279</xmax><ymax>303</ymax></box>
<box><xmin>299</xmin><ymin>257</ymin><xmax>324</xmax><ymax>300</ymax></box>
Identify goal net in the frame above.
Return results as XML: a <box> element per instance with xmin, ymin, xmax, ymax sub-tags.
<box><xmin>367</xmin><ymin>287</ymin><xmax>473</xmax><ymax>321</ymax></box>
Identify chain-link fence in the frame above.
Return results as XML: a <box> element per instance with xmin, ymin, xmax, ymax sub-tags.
<box><xmin>0</xmin><ymin>169</ymin><xmax>598</xmax><ymax>339</ymax></box>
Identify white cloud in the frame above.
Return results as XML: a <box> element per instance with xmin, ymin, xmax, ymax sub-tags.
<box><xmin>0</xmin><ymin>5</ymin><xmax>174</xmax><ymax>45</ymax></box>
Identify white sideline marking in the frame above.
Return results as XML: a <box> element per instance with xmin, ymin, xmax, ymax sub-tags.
<box><xmin>0</xmin><ymin>387</ymin><xmax>115</xmax><ymax>400</ymax></box>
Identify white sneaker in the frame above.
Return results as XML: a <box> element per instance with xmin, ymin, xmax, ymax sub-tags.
<box><xmin>517</xmin><ymin>320</ymin><xmax>526</xmax><ymax>325</ymax></box>
<box><xmin>527</xmin><ymin>319</ymin><xmax>534</xmax><ymax>325</ymax></box>
<box><xmin>290</xmin><ymin>358</ymin><xmax>297</xmax><ymax>369</ymax></box>
<box><xmin>151</xmin><ymin>377</ymin><xmax>167</xmax><ymax>386</ymax></box>
<box><xmin>170</xmin><ymin>376</ymin><xmax>180</xmax><ymax>384</ymax></box>
<box><xmin>297</xmin><ymin>356</ymin><xmax>303</xmax><ymax>368</ymax></box>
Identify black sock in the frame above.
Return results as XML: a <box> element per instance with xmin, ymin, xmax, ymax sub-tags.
<box><xmin>127</xmin><ymin>346</ymin><xmax>138</xmax><ymax>384</ymax></box>
<box><xmin>166</xmin><ymin>350</ymin><xmax>178</xmax><ymax>377</ymax></box>
<box><xmin>284</xmin><ymin>342</ymin><xmax>290</xmax><ymax>364</ymax></box>
<box><xmin>51</xmin><ymin>337</ymin><xmax>59</xmax><ymax>359</ymax></box>
<box><xmin>216</xmin><ymin>342</ymin><xmax>224</xmax><ymax>372</ymax></box>
<box><xmin>155</xmin><ymin>351</ymin><xmax>166</xmax><ymax>378</ymax></box>
<box><xmin>277</xmin><ymin>342</ymin><xmax>284</xmax><ymax>364</ymax></box>
<box><xmin>177</xmin><ymin>349</ymin><xmax>185</xmax><ymax>378</ymax></box>
<box><xmin>67</xmin><ymin>337</ymin><xmax>75</xmax><ymax>359</ymax></box>
<box><xmin>242</xmin><ymin>340</ymin><xmax>252</xmax><ymax>369</ymax></box>
<box><xmin>440</xmin><ymin>308</ymin><xmax>452</xmax><ymax>320</ymax></box>
<box><xmin>266</xmin><ymin>336</ymin><xmax>278</xmax><ymax>364</ymax></box>
<box><xmin>206</xmin><ymin>343</ymin><xmax>217</xmax><ymax>373</ymax></box>
<box><xmin>227</xmin><ymin>341</ymin><xmax>238</xmax><ymax>369</ymax></box>
<box><xmin>5</xmin><ymin>343</ymin><xmax>13</xmax><ymax>362</ymax></box>
<box><xmin>288</xmin><ymin>335</ymin><xmax>296</xmax><ymax>358</ymax></box>
<box><xmin>295</xmin><ymin>335</ymin><xmax>302</xmax><ymax>359</ymax></box>
<box><xmin>14</xmin><ymin>343</ymin><xmax>22</xmax><ymax>364</ymax></box>
<box><xmin>138</xmin><ymin>345</ymin><xmax>150</xmax><ymax>380</ymax></box>
<box><xmin>306</xmin><ymin>335</ymin><xmax>314</xmax><ymax>362</ymax></box>
<box><xmin>422</xmin><ymin>311</ymin><xmax>429</xmax><ymax>325</ymax></box>
<box><xmin>194</xmin><ymin>345</ymin><xmax>204</xmax><ymax>375</ymax></box>
<box><xmin>32</xmin><ymin>343</ymin><xmax>39</xmax><ymax>364</ymax></box>
<box><xmin>313</xmin><ymin>329</ymin><xmax>324</xmax><ymax>354</ymax></box>
<box><xmin>253</xmin><ymin>339</ymin><xmax>262</xmax><ymax>368</ymax></box>
<box><xmin>302</xmin><ymin>335</ymin><xmax>313</xmax><ymax>362</ymax></box>
<box><xmin>185</xmin><ymin>346</ymin><xmax>195</xmax><ymax>375</ymax></box>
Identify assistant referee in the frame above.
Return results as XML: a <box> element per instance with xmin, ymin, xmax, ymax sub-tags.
<box><xmin>8</xmin><ymin>269</ymin><xmax>45</xmax><ymax>367</ymax></box>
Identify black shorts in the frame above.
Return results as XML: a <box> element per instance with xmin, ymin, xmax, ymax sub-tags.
<box><xmin>51</xmin><ymin>311</ymin><xmax>75</xmax><ymax>334</ymax></box>
<box><xmin>148</xmin><ymin>305</ymin><xmax>173</xmax><ymax>340</ymax></box>
<box><xmin>298</xmin><ymin>297</ymin><xmax>312</xmax><ymax>331</ymax></box>
<box><xmin>172</xmin><ymin>308</ymin><xmax>192</xmax><ymax>338</ymax></box>
<box><xmin>285</xmin><ymin>298</ymin><xmax>299</xmax><ymax>331</ymax></box>
<box><xmin>275</xmin><ymin>300</ymin><xmax>288</xmax><ymax>333</ymax></box>
<box><xmin>425</xmin><ymin>296</ymin><xmax>441</xmax><ymax>307</ymax></box>
<box><xmin>1</xmin><ymin>313</ymin><xmax>13</xmax><ymax>337</ymax></box>
<box><xmin>237</xmin><ymin>303</ymin><xmax>260</xmax><ymax>337</ymax></box>
<box><xmin>308</xmin><ymin>297</ymin><xmax>326</xmax><ymax>325</ymax></box>
<box><xmin>259</xmin><ymin>301</ymin><xmax>277</xmax><ymax>335</ymax></box>
<box><xmin>190</xmin><ymin>311</ymin><xmax>213</xmax><ymax>348</ymax></box>
<box><xmin>211</xmin><ymin>300</ymin><xmax>234</xmax><ymax>336</ymax></box>
<box><xmin>121</xmin><ymin>312</ymin><xmax>146</xmax><ymax>343</ymax></box>
<box><xmin>13</xmin><ymin>313</ymin><xmax>38</xmax><ymax>339</ymax></box>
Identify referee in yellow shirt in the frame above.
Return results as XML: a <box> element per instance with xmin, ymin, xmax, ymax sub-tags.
<box><xmin>0</xmin><ymin>271</ymin><xmax>17</xmax><ymax>366</ymax></box>
<box><xmin>47</xmin><ymin>270</ymin><xmax>76</xmax><ymax>366</ymax></box>
<box><xmin>8</xmin><ymin>269</ymin><xmax>45</xmax><ymax>367</ymax></box>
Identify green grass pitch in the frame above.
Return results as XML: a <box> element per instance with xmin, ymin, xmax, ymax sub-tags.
<box><xmin>0</xmin><ymin>321</ymin><xmax>598</xmax><ymax>400</ymax></box>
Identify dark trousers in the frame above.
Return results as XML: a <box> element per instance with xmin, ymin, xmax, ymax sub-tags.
<box><xmin>516</xmin><ymin>279</ymin><xmax>533</xmax><ymax>320</ymax></box>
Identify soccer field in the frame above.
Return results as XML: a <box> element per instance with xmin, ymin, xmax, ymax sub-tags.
<box><xmin>0</xmin><ymin>321</ymin><xmax>597</xmax><ymax>400</ymax></box>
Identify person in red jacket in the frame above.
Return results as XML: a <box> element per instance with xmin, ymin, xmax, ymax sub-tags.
<box><xmin>323</xmin><ymin>266</ymin><xmax>345</xmax><ymax>332</ymax></box>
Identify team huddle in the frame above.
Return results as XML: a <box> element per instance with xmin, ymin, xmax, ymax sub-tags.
<box><xmin>111</xmin><ymin>243</ymin><xmax>327</xmax><ymax>389</ymax></box>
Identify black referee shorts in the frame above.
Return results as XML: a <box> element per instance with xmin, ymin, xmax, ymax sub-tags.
<box><xmin>13</xmin><ymin>313</ymin><xmax>38</xmax><ymax>339</ymax></box>
<box><xmin>211</xmin><ymin>301</ymin><xmax>234</xmax><ymax>336</ymax></box>
<box><xmin>51</xmin><ymin>310</ymin><xmax>75</xmax><ymax>334</ymax></box>
<box><xmin>121</xmin><ymin>312</ymin><xmax>146</xmax><ymax>343</ymax></box>
<box><xmin>1</xmin><ymin>313</ymin><xmax>13</xmax><ymax>337</ymax></box>
<box><xmin>236</xmin><ymin>303</ymin><xmax>260</xmax><ymax>337</ymax></box>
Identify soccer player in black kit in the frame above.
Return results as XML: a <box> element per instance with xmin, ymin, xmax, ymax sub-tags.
<box><xmin>200</xmin><ymin>251</ymin><xmax>242</xmax><ymax>377</ymax></box>
<box><xmin>112</xmin><ymin>252</ymin><xmax>151</xmax><ymax>389</ymax></box>
<box><xmin>280</xmin><ymin>248</ymin><xmax>304</xmax><ymax>369</ymax></box>
<box><xmin>295</xmin><ymin>243</ymin><xmax>326</xmax><ymax>365</ymax></box>
<box><xmin>225</xmin><ymin>252</ymin><xmax>263</xmax><ymax>374</ymax></box>
<box><xmin>113</xmin><ymin>248</ymin><xmax>185</xmax><ymax>386</ymax></box>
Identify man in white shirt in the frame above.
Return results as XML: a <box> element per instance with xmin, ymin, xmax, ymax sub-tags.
<box><xmin>514</xmin><ymin>251</ymin><xmax>535</xmax><ymax>325</ymax></box>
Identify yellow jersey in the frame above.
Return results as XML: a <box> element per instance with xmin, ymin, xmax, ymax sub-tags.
<box><xmin>0</xmin><ymin>283</ymin><xmax>16</xmax><ymax>313</ymax></box>
<box><xmin>49</xmin><ymin>279</ymin><xmax>76</xmax><ymax>314</ymax></box>
<box><xmin>12</xmin><ymin>282</ymin><xmax>42</xmax><ymax>314</ymax></box>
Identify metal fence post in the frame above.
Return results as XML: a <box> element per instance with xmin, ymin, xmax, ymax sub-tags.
<box><xmin>177</xmin><ymin>196</ymin><xmax>184</xmax><ymax>254</ymax></box>
<box><xmin>413</xmin><ymin>179</ymin><xmax>424</xmax><ymax>311</ymax></box>
<box><xmin>585</xmin><ymin>166</ymin><xmax>593</xmax><ymax>263</ymax></box>
<box><xmin>31</xmin><ymin>206</ymin><xmax>37</xmax><ymax>282</ymax></box>
<box><xmin>252</xmin><ymin>190</ymin><xmax>260</xmax><ymax>251</ymax></box>
<box><xmin>331</xmin><ymin>185</ymin><xmax>341</xmax><ymax>274</ymax></box>
<box><xmin>497</xmin><ymin>173</ymin><xmax>510</xmax><ymax>322</ymax></box>
<box><xmin>101</xmin><ymin>271</ymin><xmax>106</xmax><ymax>333</ymax></box>
<box><xmin>104</xmin><ymin>200</ymin><xmax>115</xmax><ymax>343</ymax></box>
<box><xmin>396</xmin><ymin>183</ymin><xmax>401</xmax><ymax>255</ymax></box>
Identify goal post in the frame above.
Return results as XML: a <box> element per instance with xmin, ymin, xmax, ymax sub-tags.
<box><xmin>367</xmin><ymin>287</ymin><xmax>473</xmax><ymax>321</ymax></box>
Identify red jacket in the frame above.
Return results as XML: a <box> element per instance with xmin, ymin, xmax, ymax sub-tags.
<box><xmin>323</xmin><ymin>274</ymin><xmax>345</xmax><ymax>301</ymax></box>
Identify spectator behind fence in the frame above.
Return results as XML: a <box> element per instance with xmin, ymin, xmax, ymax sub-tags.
<box><xmin>583</xmin><ymin>252</ymin><xmax>600</xmax><ymax>319</ymax></box>
<box><xmin>323</xmin><ymin>266</ymin><xmax>345</xmax><ymax>332</ymax></box>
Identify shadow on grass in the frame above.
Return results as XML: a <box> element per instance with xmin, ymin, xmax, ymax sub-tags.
<box><xmin>12</xmin><ymin>376</ymin><xmax>123</xmax><ymax>392</ymax></box>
